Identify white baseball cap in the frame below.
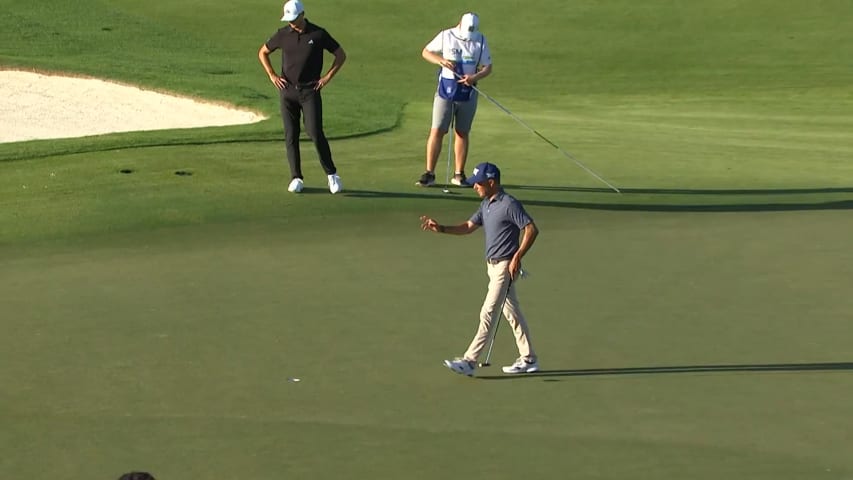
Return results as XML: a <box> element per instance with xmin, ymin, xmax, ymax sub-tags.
<box><xmin>458</xmin><ymin>12</ymin><xmax>480</xmax><ymax>40</ymax></box>
<box><xmin>281</xmin><ymin>0</ymin><xmax>304</xmax><ymax>22</ymax></box>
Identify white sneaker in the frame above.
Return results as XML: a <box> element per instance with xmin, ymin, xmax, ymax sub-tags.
<box><xmin>502</xmin><ymin>357</ymin><xmax>539</xmax><ymax>374</ymax></box>
<box><xmin>288</xmin><ymin>178</ymin><xmax>304</xmax><ymax>193</ymax></box>
<box><xmin>328</xmin><ymin>174</ymin><xmax>342</xmax><ymax>194</ymax></box>
<box><xmin>443</xmin><ymin>357</ymin><xmax>476</xmax><ymax>377</ymax></box>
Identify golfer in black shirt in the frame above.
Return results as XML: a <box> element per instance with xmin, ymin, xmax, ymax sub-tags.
<box><xmin>258</xmin><ymin>0</ymin><xmax>346</xmax><ymax>194</ymax></box>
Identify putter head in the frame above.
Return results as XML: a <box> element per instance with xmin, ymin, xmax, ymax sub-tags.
<box><xmin>478</xmin><ymin>362</ymin><xmax>490</xmax><ymax>367</ymax></box>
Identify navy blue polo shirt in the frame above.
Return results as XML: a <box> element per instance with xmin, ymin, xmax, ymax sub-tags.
<box><xmin>265</xmin><ymin>20</ymin><xmax>340</xmax><ymax>84</ymax></box>
<box><xmin>469</xmin><ymin>190</ymin><xmax>534</xmax><ymax>260</ymax></box>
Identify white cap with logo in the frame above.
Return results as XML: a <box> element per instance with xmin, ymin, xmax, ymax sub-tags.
<box><xmin>457</xmin><ymin>12</ymin><xmax>480</xmax><ymax>40</ymax></box>
<box><xmin>281</xmin><ymin>0</ymin><xmax>304</xmax><ymax>22</ymax></box>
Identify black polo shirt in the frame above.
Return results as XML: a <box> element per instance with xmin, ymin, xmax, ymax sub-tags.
<box><xmin>265</xmin><ymin>20</ymin><xmax>340</xmax><ymax>85</ymax></box>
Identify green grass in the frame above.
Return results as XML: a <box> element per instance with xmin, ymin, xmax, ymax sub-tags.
<box><xmin>2</xmin><ymin>0</ymin><xmax>853</xmax><ymax>479</ymax></box>
<box><xmin>3</xmin><ymin>210</ymin><xmax>853</xmax><ymax>479</ymax></box>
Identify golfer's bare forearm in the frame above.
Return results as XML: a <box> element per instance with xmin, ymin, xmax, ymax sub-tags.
<box><xmin>325</xmin><ymin>48</ymin><xmax>346</xmax><ymax>81</ymax></box>
<box><xmin>258</xmin><ymin>45</ymin><xmax>274</xmax><ymax>76</ymax></box>
<box><xmin>473</xmin><ymin>64</ymin><xmax>492</xmax><ymax>82</ymax></box>
<box><xmin>422</xmin><ymin>49</ymin><xmax>445</xmax><ymax>66</ymax></box>
<box><xmin>437</xmin><ymin>222</ymin><xmax>477</xmax><ymax>235</ymax></box>
<box><xmin>514</xmin><ymin>222</ymin><xmax>539</xmax><ymax>259</ymax></box>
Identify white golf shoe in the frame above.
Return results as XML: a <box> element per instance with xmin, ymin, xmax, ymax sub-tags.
<box><xmin>502</xmin><ymin>357</ymin><xmax>540</xmax><ymax>374</ymax></box>
<box><xmin>443</xmin><ymin>357</ymin><xmax>476</xmax><ymax>377</ymax></box>
<box><xmin>327</xmin><ymin>174</ymin><xmax>343</xmax><ymax>194</ymax></box>
<box><xmin>288</xmin><ymin>178</ymin><xmax>304</xmax><ymax>193</ymax></box>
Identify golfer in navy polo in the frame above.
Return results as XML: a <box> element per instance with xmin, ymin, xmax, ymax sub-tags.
<box><xmin>420</xmin><ymin>162</ymin><xmax>540</xmax><ymax>376</ymax></box>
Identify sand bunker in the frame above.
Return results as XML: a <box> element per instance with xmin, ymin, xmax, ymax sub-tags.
<box><xmin>0</xmin><ymin>70</ymin><xmax>268</xmax><ymax>143</ymax></box>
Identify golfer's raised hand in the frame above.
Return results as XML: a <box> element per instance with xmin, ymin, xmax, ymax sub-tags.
<box><xmin>268</xmin><ymin>73</ymin><xmax>286</xmax><ymax>90</ymax></box>
<box><xmin>420</xmin><ymin>215</ymin><xmax>440</xmax><ymax>233</ymax></box>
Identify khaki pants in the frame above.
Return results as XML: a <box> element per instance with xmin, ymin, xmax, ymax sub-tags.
<box><xmin>464</xmin><ymin>260</ymin><xmax>536</xmax><ymax>362</ymax></box>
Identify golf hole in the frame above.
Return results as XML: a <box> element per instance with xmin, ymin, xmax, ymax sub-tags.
<box><xmin>174</xmin><ymin>170</ymin><xmax>193</xmax><ymax>176</ymax></box>
<box><xmin>119</xmin><ymin>168</ymin><xmax>134</xmax><ymax>174</ymax></box>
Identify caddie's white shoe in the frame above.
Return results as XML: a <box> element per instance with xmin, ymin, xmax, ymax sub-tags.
<box><xmin>328</xmin><ymin>174</ymin><xmax>342</xmax><ymax>194</ymax></box>
<box><xmin>502</xmin><ymin>357</ymin><xmax>540</xmax><ymax>374</ymax></box>
<box><xmin>288</xmin><ymin>178</ymin><xmax>304</xmax><ymax>193</ymax></box>
<box><xmin>443</xmin><ymin>357</ymin><xmax>476</xmax><ymax>377</ymax></box>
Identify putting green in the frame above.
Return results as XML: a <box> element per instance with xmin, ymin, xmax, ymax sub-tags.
<box><xmin>3</xmin><ymin>203</ymin><xmax>853</xmax><ymax>478</ymax></box>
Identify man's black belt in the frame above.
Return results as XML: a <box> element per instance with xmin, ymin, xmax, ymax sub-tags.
<box><xmin>287</xmin><ymin>81</ymin><xmax>318</xmax><ymax>90</ymax></box>
<box><xmin>487</xmin><ymin>257</ymin><xmax>511</xmax><ymax>265</ymax></box>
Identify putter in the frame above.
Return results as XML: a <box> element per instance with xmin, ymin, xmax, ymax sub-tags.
<box><xmin>478</xmin><ymin>277</ymin><xmax>513</xmax><ymax>367</ymax></box>
<box><xmin>478</xmin><ymin>269</ymin><xmax>528</xmax><ymax>367</ymax></box>
<box><xmin>452</xmin><ymin>72</ymin><xmax>620</xmax><ymax>193</ymax></box>
<box><xmin>442</xmin><ymin>104</ymin><xmax>454</xmax><ymax>194</ymax></box>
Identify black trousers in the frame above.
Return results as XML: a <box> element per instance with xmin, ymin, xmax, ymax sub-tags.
<box><xmin>279</xmin><ymin>84</ymin><xmax>337</xmax><ymax>179</ymax></box>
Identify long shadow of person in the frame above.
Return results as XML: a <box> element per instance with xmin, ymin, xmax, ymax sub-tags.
<box><xmin>476</xmin><ymin>361</ymin><xmax>853</xmax><ymax>380</ymax></box>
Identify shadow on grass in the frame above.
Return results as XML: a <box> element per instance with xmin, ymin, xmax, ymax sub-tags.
<box><xmin>476</xmin><ymin>361</ymin><xmax>853</xmax><ymax>380</ymax></box>
<box><xmin>343</xmin><ymin>188</ymin><xmax>853</xmax><ymax>212</ymax></box>
<box><xmin>504</xmin><ymin>185</ymin><xmax>853</xmax><ymax>195</ymax></box>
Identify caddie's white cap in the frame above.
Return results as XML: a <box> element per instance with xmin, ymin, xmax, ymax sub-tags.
<box><xmin>281</xmin><ymin>0</ymin><xmax>304</xmax><ymax>22</ymax></box>
<box><xmin>458</xmin><ymin>12</ymin><xmax>480</xmax><ymax>40</ymax></box>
